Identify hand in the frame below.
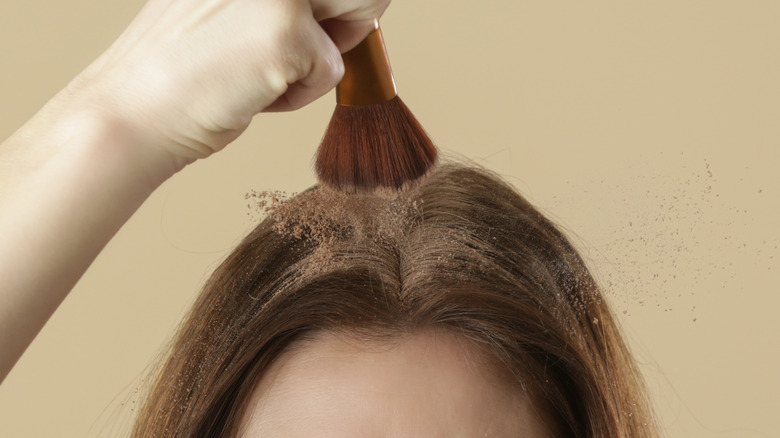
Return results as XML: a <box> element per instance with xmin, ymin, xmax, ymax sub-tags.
<box><xmin>0</xmin><ymin>0</ymin><xmax>391</xmax><ymax>383</ymax></box>
<box><xmin>62</xmin><ymin>0</ymin><xmax>390</xmax><ymax>172</ymax></box>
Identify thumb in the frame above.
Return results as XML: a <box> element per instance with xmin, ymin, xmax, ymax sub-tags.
<box><xmin>319</xmin><ymin>18</ymin><xmax>379</xmax><ymax>53</ymax></box>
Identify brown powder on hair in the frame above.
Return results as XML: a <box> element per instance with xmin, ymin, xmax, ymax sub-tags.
<box><xmin>247</xmin><ymin>184</ymin><xmax>425</xmax><ymax>244</ymax></box>
<box><xmin>246</xmin><ymin>179</ymin><xmax>428</xmax><ymax>277</ymax></box>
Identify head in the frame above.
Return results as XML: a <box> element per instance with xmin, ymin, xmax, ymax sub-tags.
<box><xmin>131</xmin><ymin>163</ymin><xmax>658</xmax><ymax>437</ymax></box>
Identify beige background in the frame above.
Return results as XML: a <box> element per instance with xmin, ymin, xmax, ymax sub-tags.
<box><xmin>1</xmin><ymin>1</ymin><xmax>778</xmax><ymax>436</ymax></box>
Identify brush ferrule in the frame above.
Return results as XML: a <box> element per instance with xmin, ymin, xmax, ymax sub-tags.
<box><xmin>336</xmin><ymin>20</ymin><xmax>398</xmax><ymax>106</ymax></box>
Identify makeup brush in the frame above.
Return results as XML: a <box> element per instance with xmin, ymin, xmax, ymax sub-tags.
<box><xmin>315</xmin><ymin>20</ymin><xmax>438</xmax><ymax>191</ymax></box>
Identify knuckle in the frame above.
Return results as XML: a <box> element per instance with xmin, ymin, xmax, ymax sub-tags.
<box><xmin>325</xmin><ymin>46</ymin><xmax>345</xmax><ymax>84</ymax></box>
<box><xmin>261</xmin><ymin>24</ymin><xmax>311</xmax><ymax>91</ymax></box>
<box><xmin>332</xmin><ymin>57</ymin><xmax>345</xmax><ymax>83</ymax></box>
<box><xmin>265</xmin><ymin>67</ymin><xmax>292</xmax><ymax>97</ymax></box>
<box><xmin>314</xmin><ymin>43</ymin><xmax>344</xmax><ymax>90</ymax></box>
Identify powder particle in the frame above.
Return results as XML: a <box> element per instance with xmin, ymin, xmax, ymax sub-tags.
<box><xmin>548</xmin><ymin>154</ymin><xmax>777</xmax><ymax>323</ymax></box>
<box><xmin>245</xmin><ymin>190</ymin><xmax>290</xmax><ymax>222</ymax></box>
<box><xmin>245</xmin><ymin>181</ymin><xmax>427</xmax><ymax>278</ymax></box>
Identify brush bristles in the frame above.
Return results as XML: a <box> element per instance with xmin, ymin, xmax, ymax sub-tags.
<box><xmin>315</xmin><ymin>96</ymin><xmax>438</xmax><ymax>191</ymax></box>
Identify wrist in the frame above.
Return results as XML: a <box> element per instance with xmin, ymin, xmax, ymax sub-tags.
<box><xmin>43</xmin><ymin>83</ymin><xmax>189</xmax><ymax>190</ymax></box>
<box><xmin>60</xmin><ymin>55</ymin><xmax>244</xmax><ymax>169</ymax></box>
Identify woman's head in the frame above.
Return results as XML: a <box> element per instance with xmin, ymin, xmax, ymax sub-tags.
<box><xmin>131</xmin><ymin>162</ymin><xmax>658</xmax><ymax>437</ymax></box>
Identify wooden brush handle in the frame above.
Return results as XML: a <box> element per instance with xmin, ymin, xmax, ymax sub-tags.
<box><xmin>336</xmin><ymin>20</ymin><xmax>398</xmax><ymax>106</ymax></box>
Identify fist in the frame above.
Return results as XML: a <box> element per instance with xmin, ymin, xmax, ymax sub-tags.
<box><xmin>65</xmin><ymin>0</ymin><xmax>390</xmax><ymax>168</ymax></box>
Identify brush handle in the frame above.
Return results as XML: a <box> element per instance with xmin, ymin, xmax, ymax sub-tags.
<box><xmin>336</xmin><ymin>20</ymin><xmax>397</xmax><ymax>106</ymax></box>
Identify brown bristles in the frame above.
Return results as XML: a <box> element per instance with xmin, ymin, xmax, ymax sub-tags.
<box><xmin>315</xmin><ymin>95</ymin><xmax>438</xmax><ymax>192</ymax></box>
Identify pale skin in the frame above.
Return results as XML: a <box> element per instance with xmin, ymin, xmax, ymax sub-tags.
<box><xmin>0</xmin><ymin>0</ymin><xmax>391</xmax><ymax>384</ymax></box>
<box><xmin>239</xmin><ymin>329</ymin><xmax>555</xmax><ymax>437</ymax></box>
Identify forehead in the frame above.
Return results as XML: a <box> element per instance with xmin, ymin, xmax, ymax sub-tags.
<box><xmin>237</xmin><ymin>329</ymin><xmax>552</xmax><ymax>437</ymax></box>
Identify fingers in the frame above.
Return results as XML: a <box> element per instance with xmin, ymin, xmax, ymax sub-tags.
<box><xmin>262</xmin><ymin>19</ymin><xmax>345</xmax><ymax>112</ymax></box>
<box><xmin>265</xmin><ymin>0</ymin><xmax>392</xmax><ymax>112</ymax></box>
<box><xmin>309</xmin><ymin>0</ymin><xmax>390</xmax><ymax>22</ymax></box>
<box><xmin>311</xmin><ymin>0</ymin><xmax>390</xmax><ymax>53</ymax></box>
<box><xmin>319</xmin><ymin>18</ymin><xmax>378</xmax><ymax>53</ymax></box>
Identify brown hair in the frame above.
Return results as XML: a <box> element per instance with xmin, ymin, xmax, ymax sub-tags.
<box><xmin>131</xmin><ymin>162</ymin><xmax>659</xmax><ymax>437</ymax></box>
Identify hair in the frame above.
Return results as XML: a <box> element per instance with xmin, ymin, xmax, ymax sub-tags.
<box><xmin>130</xmin><ymin>162</ymin><xmax>659</xmax><ymax>437</ymax></box>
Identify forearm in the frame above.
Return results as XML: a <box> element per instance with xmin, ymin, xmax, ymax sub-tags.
<box><xmin>0</xmin><ymin>92</ymin><xmax>179</xmax><ymax>383</ymax></box>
